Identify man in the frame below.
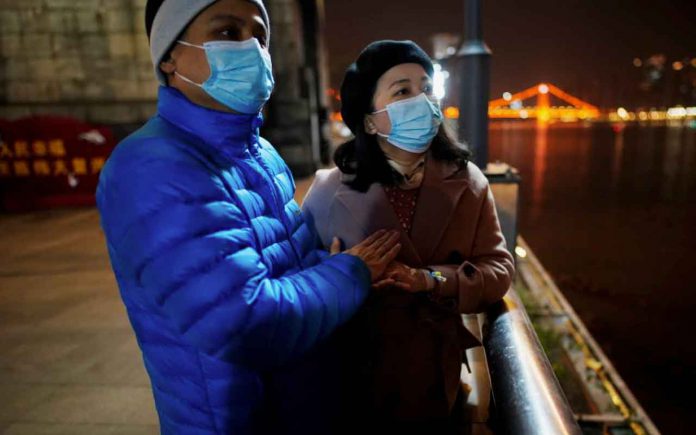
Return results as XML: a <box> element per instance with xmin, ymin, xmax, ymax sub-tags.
<box><xmin>96</xmin><ymin>1</ymin><xmax>401</xmax><ymax>433</ymax></box>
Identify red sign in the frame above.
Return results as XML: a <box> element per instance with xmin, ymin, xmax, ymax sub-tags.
<box><xmin>0</xmin><ymin>115</ymin><xmax>116</xmax><ymax>212</ymax></box>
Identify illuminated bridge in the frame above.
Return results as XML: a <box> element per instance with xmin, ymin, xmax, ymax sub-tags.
<box><xmin>444</xmin><ymin>83</ymin><xmax>601</xmax><ymax>122</ymax></box>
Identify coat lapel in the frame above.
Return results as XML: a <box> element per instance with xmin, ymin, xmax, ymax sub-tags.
<box><xmin>410</xmin><ymin>155</ymin><xmax>470</xmax><ymax>263</ymax></box>
<box><xmin>335</xmin><ymin>178</ymin><xmax>423</xmax><ymax>266</ymax></box>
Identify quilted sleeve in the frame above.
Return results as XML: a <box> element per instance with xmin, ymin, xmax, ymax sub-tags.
<box><xmin>97</xmin><ymin>147</ymin><xmax>370</xmax><ymax>368</ymax></box>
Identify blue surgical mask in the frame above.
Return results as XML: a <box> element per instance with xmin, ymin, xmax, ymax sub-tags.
<box><xmin>372</xmin><ymin>93</ymin><xmax>443</xmax><ymax>153</ymax></box>
<box><xmin>175</xmin><ymin>38</ymin><xmax>275</xmax><ymax>114</ymax></box>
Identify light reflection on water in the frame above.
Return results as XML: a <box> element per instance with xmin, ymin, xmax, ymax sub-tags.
<box><xmin>491</xmin><ymin>122</ymin><xmax>696</xmax><ymax>215</ymax></box>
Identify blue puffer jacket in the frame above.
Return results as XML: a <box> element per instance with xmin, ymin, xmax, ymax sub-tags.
<box><xmin>96</xmin><ymin>86</ymin><xmax>371</xmax><ymax>434</ymax></box>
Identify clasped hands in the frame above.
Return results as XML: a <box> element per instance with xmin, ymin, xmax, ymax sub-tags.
<box><xmin>330</xmin><ymin>229</ymin><xmax>428</xmax><ymax>293</ymax></box>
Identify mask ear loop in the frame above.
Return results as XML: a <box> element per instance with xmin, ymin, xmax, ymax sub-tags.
<box><xmin>177</xmin><ymin>40</ymin><xmax>205</xmax><ymax>49</ymax></box>
<box><xmin>174</xmin><ymin>71</ymin><xmax>204</xmax><ymax>88</ymax></box>
<box><xmin>369</xmin><ymin>107</ymin><xmax>390</xmax><ymax>137</ymax></box>
<box><xmin>173</xmin><ymin>40</ymin><xmax>206</xmax><ymax>87</ymax></box>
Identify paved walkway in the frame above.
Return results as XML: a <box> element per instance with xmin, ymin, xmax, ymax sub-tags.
<box><xmin>0</xmin><ymin>177</ymin><xmax>501</xmax><ymax>435</ymax></box>
<box><xmin>0</xmin><ymin>178</ymin><xmax>315</xmax><ymax>434</ymax></box>
<box><xmin>0</xmin><ymin>209</ymin><xmax>157</xmax><ymax>435</ymax></box>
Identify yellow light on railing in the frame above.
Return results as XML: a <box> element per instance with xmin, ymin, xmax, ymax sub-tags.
<box><xmin>515</xmin><ymin>246</ymin><xmax>528</xmax><ymax>259</ymax></box>
<box><xmin>617</xmin><ymin>107</ymin><xmax>629</xmax><ymax>119</ymax></box>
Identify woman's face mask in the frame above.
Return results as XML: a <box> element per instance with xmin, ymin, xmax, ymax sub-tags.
<box><xmin>371</xmin><ymin>93</ymin><xmax>443</xmax><ymax>153</ymax></box>
<box><xmin>175</xmin><ymin>38</ymin><xmax>275</xmax><ymax>114</ymax></box>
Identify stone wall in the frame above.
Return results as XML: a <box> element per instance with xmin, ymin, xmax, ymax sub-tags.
<box><xmin>0</xmin><ymin>0</ymin><xmax>329</xmax><ymax>173</ymax></box>
<box><xmin>0</xmin><ymin>0</ymin><xmax>158</xmax><ymax>124</ymax></box>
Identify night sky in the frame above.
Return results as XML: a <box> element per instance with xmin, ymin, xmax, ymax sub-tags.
<box><xmin>325</xmin><ymin>0</ymin><xmax>696</xmax><ymax>106</ymax></box>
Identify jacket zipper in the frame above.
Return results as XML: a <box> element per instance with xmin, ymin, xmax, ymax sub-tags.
<box><xmin>248</xmin><ymin>145</ymin><xmax>305</xmax><ymax>271</ymax></box>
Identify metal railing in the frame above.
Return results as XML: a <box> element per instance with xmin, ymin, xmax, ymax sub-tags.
<box><xmin>483</xmin><ymin>289</ymin><xmax>582</xmax><ymax>434</ymax></box>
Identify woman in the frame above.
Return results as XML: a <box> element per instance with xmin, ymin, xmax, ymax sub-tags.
<box><xmin>302</xmin><ymin>40</ymin><xmax>514</xmax><ymax>433</ymax></box>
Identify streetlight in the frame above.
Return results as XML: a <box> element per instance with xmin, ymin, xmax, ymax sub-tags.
<box><xmin>433</xmin><ymin>63</ymin><xmax>449</xmax><ymax>101</ymax></box>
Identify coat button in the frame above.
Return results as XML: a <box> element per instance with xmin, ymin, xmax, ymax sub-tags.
<box><xmin>463</xmin><ymin>263</ymin><xmax>476</xmax><ymax>278</ymax></box>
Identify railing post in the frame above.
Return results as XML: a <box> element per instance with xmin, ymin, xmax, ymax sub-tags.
<box><xmin>457</xmin><ymin>0</ymin><xmax>492</xmax><ymax>169</ymax></box>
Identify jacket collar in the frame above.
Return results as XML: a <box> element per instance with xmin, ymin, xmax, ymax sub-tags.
<box><xmin>335</xmin><ymin>151</ymin><xmax>470</xmax><ymax>266</ymax></box>
<box><xmin>156</xmin><ymin>86</ymin><xmax>263</xmax><ymax>159</ymax></box>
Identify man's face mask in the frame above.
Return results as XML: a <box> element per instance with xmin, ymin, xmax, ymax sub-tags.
<box><xmin>372</xmin><ymin>92</ymin><xmax>443</xmax><ymax>153</ymax></box>
<box><xmin>175</xmin><ymin>38</ymin><xmax>275</xmax><ymax>114</ymax></box>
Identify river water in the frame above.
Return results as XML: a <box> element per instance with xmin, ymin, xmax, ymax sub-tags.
<box><xmin>489</xmin><ymin>121</ymin><xmax>696</xmax><ymax>434</ymax></box>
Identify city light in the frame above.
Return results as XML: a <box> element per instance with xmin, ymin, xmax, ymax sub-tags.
<box><xmin>444</xmin><ymin>106</ymin><xmax>460</xmax><ymax>119</ymax></box>
<box><xmin>433</xmin><ymin>63</ymin><xmax>449</xmax><ymax>100</ymax></box>
<box><xmin>608</xmin><ymin>106</ymin><xmax>696</xmax><ymax>123</ymax></box>
<box><xmin>667</xmin><ymin>107</ymin><xmax>686</xmax><ymax>118</ymax></box>
<box><xmin>519</xmin><ymin>109</ymin><xmax>529</xmax><ymax>119</ymax></box>
<box><xmin>691</xmin><ymin>58</ymin><xmax>696</xmax><ymax>68</ymax></box>
<box><xmin>672</xmin><ymin>61</ymin><xmax>683</xmax><ymax>71</ymax></box>
<box><xmin>538</xmin><ymin>84</ymin><xmax>549</xmax><ymax>94</ymax></box>
<box><xmin>503</xmin><ymin>92</ymin><xmax>512</xmax><ymax>101</ymax></box>
<box><xmin>633</xmin><ymin>58</ymin><xmax>642</xmax><ymax>67</ymax></box>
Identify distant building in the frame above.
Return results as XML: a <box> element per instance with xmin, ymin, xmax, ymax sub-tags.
<box><xmin>634</xmin><ymin>54</ymin><xmax>696</xmax><ymax>108</ymax></box>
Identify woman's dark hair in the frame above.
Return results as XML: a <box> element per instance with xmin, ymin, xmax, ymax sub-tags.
<box><xmin>333</xmin><ymin>123</ymin><xmax>472</xmax><ymax>193</ymax></box>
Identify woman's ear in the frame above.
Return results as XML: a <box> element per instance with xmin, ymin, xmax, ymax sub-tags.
<box><xmin>364</xmin><ymin>115</ymin><xmax>378</xmax><ymax>135</ymax></box>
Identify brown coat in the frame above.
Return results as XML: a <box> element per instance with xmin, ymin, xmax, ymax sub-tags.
<box><xmin>302</xmin><ymin>154</ymin><xmax>514</xmax><ymax>420</ymax></box>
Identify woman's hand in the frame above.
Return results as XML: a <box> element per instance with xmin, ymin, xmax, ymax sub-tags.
<box><xmin>330</xmin><ymin>230</ymin><xmax>402</xmax><ymax>282</ymax></box>
<box><xmin>373</xmin><ymin>261</ymin><xmax>429</xmax><ymax>293</ymax></box>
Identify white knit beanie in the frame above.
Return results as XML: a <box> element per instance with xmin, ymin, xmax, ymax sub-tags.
<box><xmin>147</xmin><ymin>0</ymin><xmax>270</xmax><ymax>84</ymax></box>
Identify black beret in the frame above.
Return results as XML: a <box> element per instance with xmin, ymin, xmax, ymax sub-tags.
<box><xmin>340</xmin><ymin>40</ymin><xmax>434</xmax><ymax>134</ymax></box>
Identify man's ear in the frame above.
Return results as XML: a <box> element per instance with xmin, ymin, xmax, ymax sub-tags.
<box><xmin>159</xmin><ymin>57</ymin><xmax>176</xmax><ymax>75</ymax></box>
<box><xmin>364</xmin><ymin>115</ymin><xmax>377</xmax><ymax>135</ymax></box>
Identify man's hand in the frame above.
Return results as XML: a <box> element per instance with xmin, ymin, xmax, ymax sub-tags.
<box><xmin>373</xmin><ymin>261</ymin><xmax>429</xmax><ymax>293</ymax></box>
<box><xmin>330</xmin><ymin>230</ymin><xmax>401</xmax><ymax>282</ymax></box>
